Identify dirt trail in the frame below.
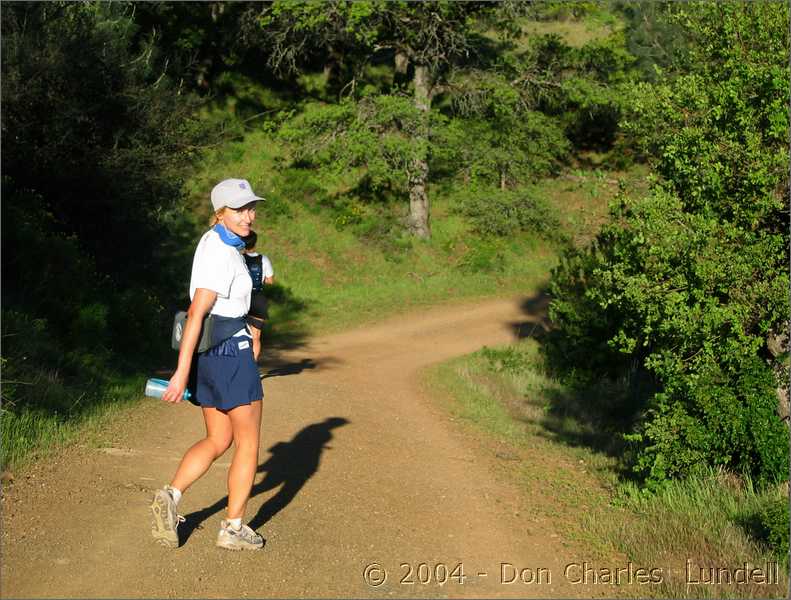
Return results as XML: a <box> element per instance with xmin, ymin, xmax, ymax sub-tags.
<box><xmin>1</xmin><ymin>295</ymin><xmax>610</xmax><ymax>599</ymax></box>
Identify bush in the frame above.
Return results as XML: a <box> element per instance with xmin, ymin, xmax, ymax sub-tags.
<box><xmin>452</xmin><ymin>185</ymin><xmax>563</xmax><ymax>240</ymax></box>
<box><xmin>1</xmin><ymin>2</ymin><xmax>207</xmax><ymax>467</ymax></box>
<box><xmin>457</xmin><ymin>238</ymin><xmax>506</xmax><ymax>274</ymax></box>
<box><xmin>546</xmin><ymin>2</ymin><xmax>790</xmax><ymax>488</ymax></box>
<box><xmin>757</xmin><ymin>496</ymin><xmax>790</xmax><ymax>560</ymax></box>
<box><xmin>2</xmin><ymin>2</ymin><xmax>206</xmax><ymax>359</ymax></box>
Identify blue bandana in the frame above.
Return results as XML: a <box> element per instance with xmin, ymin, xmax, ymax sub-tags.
<box><xmin>213</xmin><ymin>224</ymin><xmax>246</xmax><ymax>251</ymax></box>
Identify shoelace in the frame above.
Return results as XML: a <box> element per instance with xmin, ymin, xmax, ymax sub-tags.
<box><xmin>238</xmin><ymin>524</ymin><xmax>262</xmax><ymax>543</ymax></box>
<box><xmin>226</xmin><ymin>523</ymin><xmax>260</xmax><ymax>543</ymax></box>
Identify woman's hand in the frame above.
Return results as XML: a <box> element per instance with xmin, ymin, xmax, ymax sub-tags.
<box><xmin>163</xmin><ymin>370</ymin><xmax>188</xmax><ymax>404</ymax></box>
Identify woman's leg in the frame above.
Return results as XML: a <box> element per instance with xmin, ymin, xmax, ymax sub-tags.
<box><xmin>226</xmin><ymin>400</ymin><xmax>263</xmax><ymax>519</ymax></box>
<box><xmin>171</xmin><ymin>407</ymin><xmax>233</xmax><ymax>493</ymax></box>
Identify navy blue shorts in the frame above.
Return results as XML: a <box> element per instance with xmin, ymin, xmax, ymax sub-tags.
<box><xmin>194</xmin><ymin>335</ymin><xmax>262</xmax><ymax>411</ymax></box>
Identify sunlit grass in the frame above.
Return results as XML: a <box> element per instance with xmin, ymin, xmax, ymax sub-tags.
<box><xmin>1</xmin><ymin>375</ymin><xmax>144</xmax><ymax>471</ymax></box>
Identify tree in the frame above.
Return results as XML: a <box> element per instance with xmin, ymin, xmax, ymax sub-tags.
<box><xmin>547</xmin><ymin>2</ymin><xmax>789</xmax><ymax>488</ymax></box>
<box><xmin>247</xmin><ymin>0</ymin><xmax>506</xmax><ymax>238</ymax></box>
<box><xmin>131</xmin><ymin>2</ymin><xmax>258</xmax><ymax>91</ymax></box>
<box><xmin>2</xmin><ymin>1</ymin><xmax>206</xmax><ymax>357</ymax></box>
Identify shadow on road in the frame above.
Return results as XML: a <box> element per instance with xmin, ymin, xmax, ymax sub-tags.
<box><xmin>179</xmin><ymin>416</ymin><xmax>350</xmax><ymax>545</ymax></box>
<box><xmin>507</xmin><ymin>290</ymin><xmax>552</xmax><ymax>341</ymax></box>
<box><xmin>248</xmin><ymin>416</ymin><xmax>349</xmax><ymax>529</ymax></box>
<box><xmin>260</xmin><ymin>356</ymin><xmax>343</xmax><ymax>379</ymax></box>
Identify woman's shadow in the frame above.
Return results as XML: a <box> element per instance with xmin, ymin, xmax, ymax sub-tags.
<box><xmin>180</xmin><ymin>416</ymin><xmax>350</xmax><ymax>544</ymax></box>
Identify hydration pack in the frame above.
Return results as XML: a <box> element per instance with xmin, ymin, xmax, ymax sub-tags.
<box><xmin>244</xmin><ymin>253</ymin><xmax>264</xmax><ymax>292</ymax></box>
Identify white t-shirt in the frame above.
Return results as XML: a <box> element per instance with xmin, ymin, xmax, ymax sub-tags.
<box><xmin>189</xmin><ymin>229</ymin><xmax>252</xmax><ymax>318</ymax></box>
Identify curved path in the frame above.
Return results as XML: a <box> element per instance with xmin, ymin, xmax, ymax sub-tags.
<box><xmin>2</xmin><ymin>296</ymin><xmax>604</xmax><ymax>598</ymax></box>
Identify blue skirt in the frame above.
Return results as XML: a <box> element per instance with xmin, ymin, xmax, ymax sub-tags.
<box><xmin>194</xmin><ymin>335</ymin><xmax>262</xmax><ymax>411</ymax></box>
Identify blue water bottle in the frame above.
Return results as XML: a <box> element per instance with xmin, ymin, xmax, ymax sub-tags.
<box><xmin>145</xmin><ymin>378</ymin><xmax>192</xmax><ymax>400</ymax></box>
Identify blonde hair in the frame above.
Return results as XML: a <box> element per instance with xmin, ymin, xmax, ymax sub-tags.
<box><xmin>209</xmin><ymin>207</ymin><xmax>226</xmax><ymax>227</ymax></box>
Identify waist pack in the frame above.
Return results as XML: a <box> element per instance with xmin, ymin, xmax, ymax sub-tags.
<box><xmin>171</xmin><ymin>312</ymin><xmax>247</xmax><ymax>354</ymax></box>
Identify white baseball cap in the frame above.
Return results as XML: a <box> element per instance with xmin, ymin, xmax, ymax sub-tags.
<box><xmin>210</xmin><ymin>178</ymin><xmax>264</xmax><ymax>211</ymax></box>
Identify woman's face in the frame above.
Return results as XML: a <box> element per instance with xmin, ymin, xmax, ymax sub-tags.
<box><xmin>219</xmin><ymin>203</ymin><xmax>256</xmax><ymax>237</ymax></box>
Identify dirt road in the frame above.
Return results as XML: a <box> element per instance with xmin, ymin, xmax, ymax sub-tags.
<box><xmin>1</xmin><ymin>296</ymin><xmax>611</xmax><ymax>598</ymax></box>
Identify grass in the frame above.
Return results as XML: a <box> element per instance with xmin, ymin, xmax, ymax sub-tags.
<box><xmin>1</xmin><ymin>374</ymin><xmax>145</xmax><ymax>471</ymax></box>
<box><xmin>518</xmin><ymin>3</ymin><xmax>623</xmax><ymax>49</ymax></box>
<box><xmin>602</xmin><ymin>473</ymin><xmax>789</xmax><ymax>598</ymax></box>
<box><xmin>424</xmin><ymin>337</ymin><xmax>790</xmax><ymax>599</ymax></box>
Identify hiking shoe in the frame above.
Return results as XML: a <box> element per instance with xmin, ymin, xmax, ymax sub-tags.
<box><xmin>216</xmin><ymin>520</ymin><xmax>264</xmax><ymax>551</ymax></box>
<box><xmin>150</xmin><ymin>486</ymin><xmax>184</xmax><ymax>548</ymax></box>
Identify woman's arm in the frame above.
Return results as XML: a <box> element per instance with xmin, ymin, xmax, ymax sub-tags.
<box><xmin>261</xmin><ymin>255</ymin><xmax>274</xmax><ymax>286</ymax></box>
<box><xmin>162</xmin><ymin>288</ymin><xmax>217</xmax><ymax>403</ymax></box>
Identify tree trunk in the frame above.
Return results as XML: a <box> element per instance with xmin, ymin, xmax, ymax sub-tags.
<box><xmin>500</xmin><ymin>170</ymin><xmax>507</xmax><ymax>191</ymax></box>
<box><xmin>323</xmin><ymin>47</ymin><xmax>341</xmax><ymax>87</ymax></box>
<box><xmin>393</xmin><ymin>50</ymin><xmax>409</xmax><ymax>88</ymax></box>
<box><xmin>407</xmin><ymin>64</ymin><xmax>431</xmax><ymax>239</ymax></box>
<box><xmin>395</xmin><ymin>50</ymin><xmax>409</xmax><ymax>75</ymax></box>
<box><xmin>767</xmin><ymin>323</ymin><xmax>790</xmax><ymax>425</ymax></box>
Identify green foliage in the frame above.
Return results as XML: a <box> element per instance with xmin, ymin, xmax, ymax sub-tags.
<box><xmin>755</xmin><ymin>496</ymin><xmax>790</xmax><ymax>560</ymax></box>
<box><xmin>1</xmin><ymin>2</ymin><xmax>209</xmax><ymax>467</ymax></box>
<box><xmin>481</xmin><ymin>345</ymin><xmax>530</xmax><ymax>375</ymax></box>
<box><xmin>451</xmin><ymin>185</ymin><xmax>562</xmax><ymax>241</ymax></box>
<box><xmin>547</xmin><ymin>2</ymin><xmax>790</xmax><ymax>488</ymax></box>
<box><xmin>248</xmin><ymin>0</ymin><xmax>495</xmax><ymax>90</ymax></box>
<box><xmin>531</xmin><ymin>1</ymin><xmax>604</xmax><ymax>22</ymax></box>
<box><xmin>437</xmin><ymin>76</ymin><xmax>570</xmax><ymax>187</ymax></box>
<box><xmin>457</xmin><ymin>238</ymin><xmax>507</xmax><ymax>274</ymax></box>
<box><xmin>279</xmin><ymin>95</ymin><xmax>420</xmax><ymax>194</ymax></box>
<box><xmin>615</xmin><ymin>1</ymin><xmax>691</xmax><ymax>82</ymax></box>
<box><xmin>2</xmin><ymin>2</ymin><xmax>206</xmax><ymax>311</ymax></box>
<box><xmin>624</xmin><ymin>353</ymin><xmax>787</xmax><ymax>489</ymax></box>
<box><xmin>131</xmin><ymin>2</ymin><xmax>256</xmax><ymax>91</ymax></box>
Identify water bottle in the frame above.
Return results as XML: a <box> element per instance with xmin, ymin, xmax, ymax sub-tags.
<box><xmin>145</xmin><ymin>378</ymin><xmax>192</xmax><ymax>400</ymax></box>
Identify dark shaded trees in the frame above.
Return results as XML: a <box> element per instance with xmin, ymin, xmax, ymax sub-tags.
<box><xmin>2</xmin><ymin>2</ymin><xmax>206</xmax><ymax>362</ymax></box>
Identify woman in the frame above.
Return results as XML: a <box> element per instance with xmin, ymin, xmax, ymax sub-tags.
<box><xmin>241</xmin><ymin>230</ymin><xmax>275</xmax><ymax>362</ymax></box>
<box><xmin>150</xmin><ymin>178</ymin><xmax>265</xmax><ymax>551</ymax></box>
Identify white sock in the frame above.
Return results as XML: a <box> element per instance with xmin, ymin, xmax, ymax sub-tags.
<box><xmin>227</xmin><ymin>517</ymin><xmax>242</xmax><ymax>530</ymax></box>
<box><xmin>168</xmin><ymin>486</ymin><xmax>182</xmax><ymax>505</ymax></box>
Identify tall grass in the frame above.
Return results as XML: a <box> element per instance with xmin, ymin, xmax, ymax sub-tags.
<box><xmin>1</xmin><ymin>371</ymin><xmax>144</xmax><ymax>471</ymax></box>
<box><xmin>602</xmin><ymin>472</ymin><xmax>789</xmax><ymax>598</ymax></box>
<box><xmin>0</xmin><ymin>309</ymin><xmax>151</xmax><ymax>471</ymax></box>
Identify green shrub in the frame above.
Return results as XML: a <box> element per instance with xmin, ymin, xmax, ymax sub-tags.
<box><xmin>457</xmin><ymin>238</ymin><xmax>506</xmax><ymax>274</ymax></box>
<box><xmin>481</xmin><ymin>346</ymin><xmax>530</xmax><ymax>375</ymax></box>
<box><xmin>757</xmin><ymin>497</ymin><xmax>790</xmax><ymax>560</ymax></box>
<box><xmin>625</xmin><ymin>354</ymin><xmax>788</xmax><ymax>489</ymax></box>
<box><xmin>273</xmin><ymin>168</ymin><xmax>323</xmax><ymax>212</ymax></box>
<box><xmin>451</xmin><ymin>185</ymin><xmax>563</xmax><ymax>240</ymax></box>
<box><xmin>546</xmin><ymin>2</ymin><xmax>790</xmax><ymax>488</ymax></box>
